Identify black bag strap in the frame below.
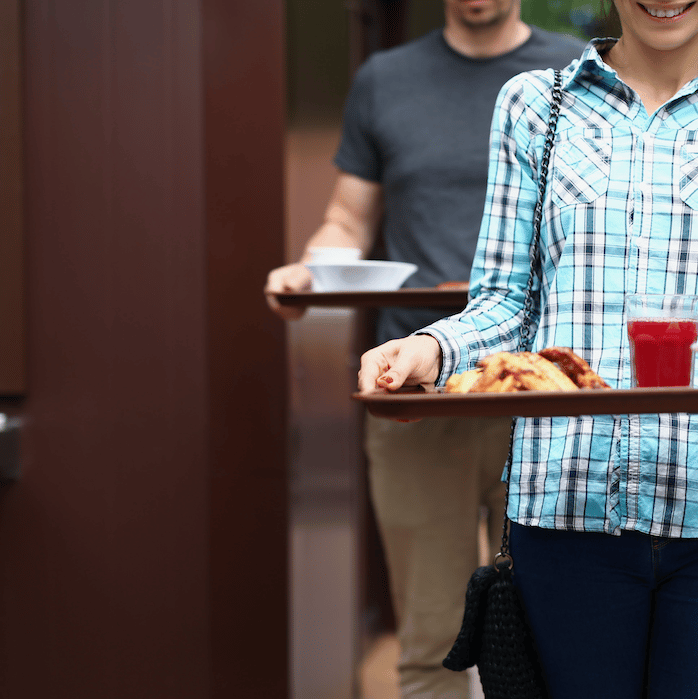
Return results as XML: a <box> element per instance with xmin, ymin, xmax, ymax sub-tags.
<box><xmin>498</xmin><ymin>69</ymin><xmax>563</xmax><ymax>564</ymax></box>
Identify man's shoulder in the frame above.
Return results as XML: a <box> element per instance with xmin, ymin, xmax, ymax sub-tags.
<box><xmin>359</xmin><ymin>29</ymin><xmax>443</xmax><ymax>73</ymax></box>
<box><xmin>526</xmin><ymin>26</ymin><xmax>587</xmax><ymax>58</ymax></box>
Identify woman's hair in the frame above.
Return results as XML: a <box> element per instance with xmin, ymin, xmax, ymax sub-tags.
<box><xmin>599</xmin><ymin>0</ymin><xmax>622</xmax><ymax>37</ymax></box>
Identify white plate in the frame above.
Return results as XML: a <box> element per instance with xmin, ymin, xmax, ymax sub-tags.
<box><xmin>306</xmin><ymin>260</ymin><xmax>418</xmax><ymax>292</ymax></box>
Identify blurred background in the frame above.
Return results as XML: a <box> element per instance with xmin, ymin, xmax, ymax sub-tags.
<box><xmin>0</xmin><ymin>2</ymin><xmax>610</xmax><ymax>699</ymax></box>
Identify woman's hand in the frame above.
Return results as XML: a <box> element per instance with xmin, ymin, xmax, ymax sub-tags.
<box><xmin>358</xmin><ymin>335</ymin><xmax>443</xmax><ymax>393</ymax></box>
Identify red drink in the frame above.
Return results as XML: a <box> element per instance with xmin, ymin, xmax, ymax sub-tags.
<box><xmin>627</xmin><ymin>319</ymin><xmax>698</xmax><ymax>387</ymax></box>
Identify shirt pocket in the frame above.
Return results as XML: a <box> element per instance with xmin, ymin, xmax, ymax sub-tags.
<box><xmin>551</xmin><ymin>133</ymin><xmax>611</xmax><ymax>208</ymax></box>
<box><xmin>679</xmin><ymin>144</ymin><xmax>698</xmax><ymax>210</ymax></box>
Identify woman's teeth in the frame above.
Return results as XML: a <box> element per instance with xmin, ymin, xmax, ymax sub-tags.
<box><xmin>643</xmin><ymin>4</ymin><xmax>687</xmax><ymax>17</ymax></box>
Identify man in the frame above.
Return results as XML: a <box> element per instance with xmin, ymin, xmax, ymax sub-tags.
<box><xmin>266</xmin><ymin>1</ymin><xmax>584</xmax><ymax>696</ymax></box>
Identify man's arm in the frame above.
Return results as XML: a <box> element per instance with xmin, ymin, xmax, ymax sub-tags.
<box><xmin>265</xmin><ymin>171</ymin><xmax>384</xmax><ymax>320</ymax></box>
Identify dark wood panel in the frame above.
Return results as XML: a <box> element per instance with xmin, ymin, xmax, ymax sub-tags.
<box><xmin>2</xmin><ymin>1</ymin><xmax>209</xmax><ymax>697</ymax></box>
<box><xmin>0</xmin><ymin>0</ymin><xmax>25</xmax><ymax>394</ymax></box>
<box><xmin>2</xmin><ymin>1</ymin><xmax>288</xmax><ymax>697</ymax></box>
<box><xmin>202</xmin><ymin>1</ymin><xmax>289</xmax><ymax>697</ymax></box>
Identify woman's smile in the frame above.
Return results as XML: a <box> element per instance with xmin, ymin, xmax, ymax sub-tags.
<box><xmin>638</xmin><ymin>2</ymin><xmax>696</xmax><ymax>19</ymax></box>
<box><xmin>609</xmin><ymin>0</ymin><xmax>698</xmax><ymax>58</ymax></box>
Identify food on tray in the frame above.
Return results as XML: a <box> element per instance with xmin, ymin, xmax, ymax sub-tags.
<box><xmin>444</xmin><ymin>368</ymin><xmax>483</xmax><ymax>393</ymax></box>
<box><xmin>436</xmin><ymin>281</ymin><xmax>469</xmax><ymax>290</ymax></box>
<box><xmin>445</xmin><ymin>347</ymin><xmax>611</xmax><ymax>393</ymax></box>
<box><xmin>537</xmin><ymin>346</ymin><xmax>611</xmax><ymax>389</ymax></box>
<box><xmin>474</xmin><ymin>351</ymin><xmax>579</xmax><ymax>392</ymax></box>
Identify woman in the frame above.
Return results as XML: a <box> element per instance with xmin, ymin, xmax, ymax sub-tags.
<box><xmin>358</xmin><ymin>1</ymin><xmax>698</xmax><ymax>697</ymax></box>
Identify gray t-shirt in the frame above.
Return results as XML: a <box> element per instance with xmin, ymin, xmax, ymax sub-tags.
<box><xmin>334</xmin><ymin>27</ymin><xmax>585</xmax><ymax>343</ymax></box>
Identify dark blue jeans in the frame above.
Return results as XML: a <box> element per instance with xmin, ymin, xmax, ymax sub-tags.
<box><xmin>509</xmin><ymin>523</ymin><xmax>698</xmax><ymax>699</ymax></box>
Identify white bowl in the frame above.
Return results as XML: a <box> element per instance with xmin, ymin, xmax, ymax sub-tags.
<box><xmin>306</xmin><ymin>260</ymin><xmax>418</xmax><ymax>292</ymax></box>
<box><xmin>308</xmin><ymin>247</ymin><xmax>362</xmax><ymax>263</ymax></box>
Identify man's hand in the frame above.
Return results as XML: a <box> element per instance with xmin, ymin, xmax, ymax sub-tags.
<box><xmin>358</xmin><ymin>335</ymin><xmax>443</xmax><ymax>393</ymax></box>
<box><xmin>264</xmin><ymin>172</ymin><xmax>383</xmax><ymax>321</ymax></box>
<box><xmin>264</xmin><ymin>263</ymin><xmax>314</xmax><ymax>321</ymax></box>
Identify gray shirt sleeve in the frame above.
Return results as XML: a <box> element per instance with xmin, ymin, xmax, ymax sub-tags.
<box><xmin>334</xmin><ymin>59</ymin><xmax>382</xmax><ymax>183</ymax></box>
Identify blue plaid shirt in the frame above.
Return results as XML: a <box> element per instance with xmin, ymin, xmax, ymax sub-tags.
<box><xmin>424</xmin><ymin>39</ymin><xmax>698</xmax><ymax>537</ymax></box>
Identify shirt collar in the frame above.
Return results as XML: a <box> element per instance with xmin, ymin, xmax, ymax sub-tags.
<box><xmin>562</xmin><ymin>38</ymin><xmax>617</xmax><ymax>90</ymax></box>
<box><xmin>563</xmin><ymin>37</ymin><xmax>698</xmax><ymax>102</ymax></box>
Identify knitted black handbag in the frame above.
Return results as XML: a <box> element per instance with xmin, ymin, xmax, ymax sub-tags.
<box><xmin>442</xmin><ymin>70</ymin><xmax>563</xmax><ymax>699</ymax></box>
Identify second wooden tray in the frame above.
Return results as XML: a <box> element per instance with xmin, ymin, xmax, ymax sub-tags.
<box><xmin>271</xmin><ymin>286</ymin><xmax>469</xmax><ymax>308</ymax></box>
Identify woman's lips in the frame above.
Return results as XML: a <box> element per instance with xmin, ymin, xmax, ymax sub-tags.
<box><xmin>638</xmin><ymin>2</ymin><xmax>695</xmax><ymax>19</ymax></box>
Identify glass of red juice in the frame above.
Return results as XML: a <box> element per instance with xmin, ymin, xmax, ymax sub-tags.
<box><xmin>627</xmin><ymin>294</ymin><xmax>698</xmax><ymax>387</ymax></box>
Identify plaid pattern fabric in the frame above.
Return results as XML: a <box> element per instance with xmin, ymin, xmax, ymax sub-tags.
<box><xmin>423</xmin><ymin>40</ymin><xmax>698</xmax><ymax>537</ymax></box>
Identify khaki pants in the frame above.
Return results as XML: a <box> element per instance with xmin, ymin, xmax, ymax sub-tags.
<box><xmin>364</xmin><ymin>413</ymin><xmax>512</xmax><ymax>699</ymax></box>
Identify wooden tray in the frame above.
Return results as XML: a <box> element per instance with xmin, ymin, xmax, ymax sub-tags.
<box><xmin>352</xmin><ymin>386</ymin><xmax>698</xmax><ymax>419</ymax></box>
<box><xmin>271</xmin><ymin>286</ymin><xmax>469</xmax><ymax>309</ymax></box>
